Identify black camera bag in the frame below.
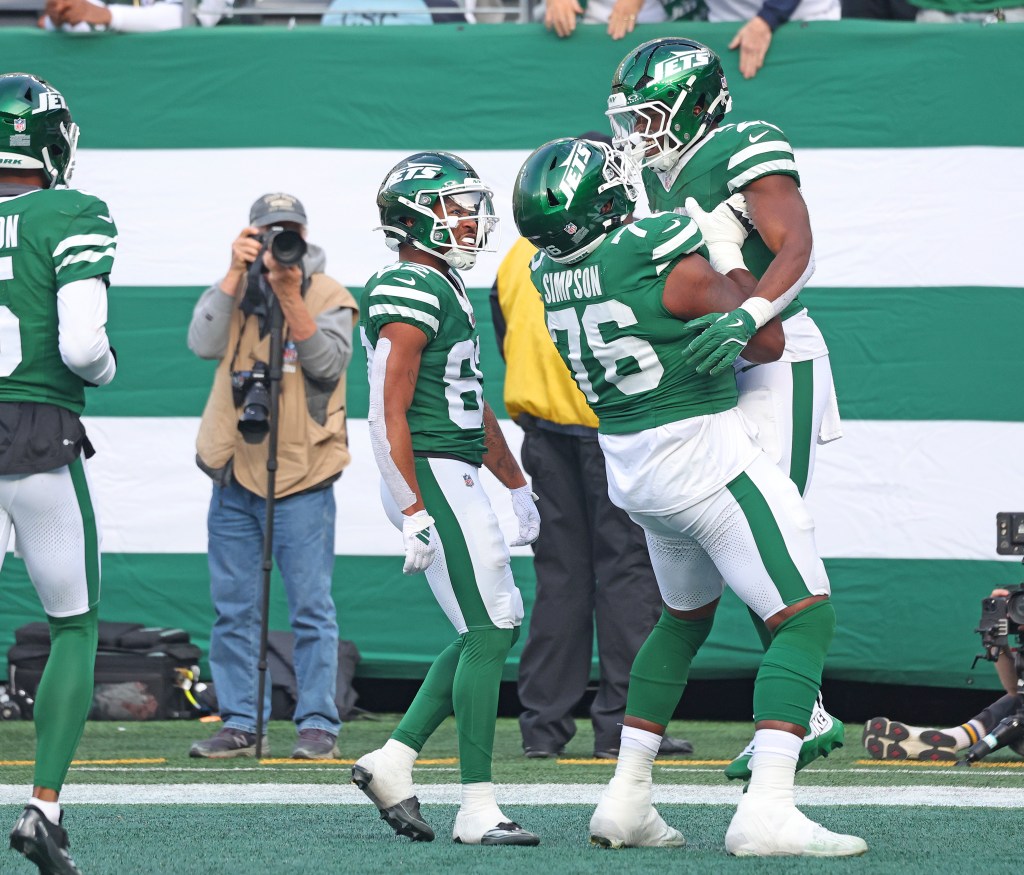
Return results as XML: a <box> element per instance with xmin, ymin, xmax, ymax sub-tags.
<box><xmin>7</xmin><ymin>621</ymin><xmax>203</xmax><ymax>721</ymax></box>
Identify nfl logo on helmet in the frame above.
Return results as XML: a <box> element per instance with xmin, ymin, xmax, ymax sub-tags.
<box><xmin>13</xmin><ymin>119</ymin><xmax>26</xmax><ymax>132</ymax></box>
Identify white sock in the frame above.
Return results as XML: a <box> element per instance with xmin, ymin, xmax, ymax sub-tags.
<box><xmin>947</xmin><ymin>721</ymin><xmax>983</xmax><ymax>750</ymax></box>
<box><xmin>29</xmin><ymin>797</ymin><xmax>61</xmax><ymax>825</ymax></box>
<box><xmin>747</xmin><ymin>729</ymin><xmax>801</xmax><ymax>804</ymax></box>
<box><xmin>612</xmin><ymin>726</ymin><xmax>660</xmax><ymax>788</ymax></box>
<box><xmin>460</xmin><ymin>781</ymin><xmax>502</xmax><ymax>818</ymax></box>
<box><xmin>382</xmin><ymin>738</ymin><xmax>418</xmax><ymax>770</ymax></box>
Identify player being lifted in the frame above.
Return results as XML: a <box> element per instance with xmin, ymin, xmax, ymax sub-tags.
<box><xmin>606</xmin><ymin>37</ymin><xmax>844</xmax><ymax>780</ymax></box>
<box><xmin>512</xmin><ymin>137</ymin><xmax>866</xmax><ymax>857</ymax></box>
<box><xmin>1</xmin><ymin>73</ymin><xmax>118</xmax><ymax>875</ymax></box>
<box><xmin>352</xmin><ymin>152</ymin><xmax>541</xmax><ymax>847</ymax></box>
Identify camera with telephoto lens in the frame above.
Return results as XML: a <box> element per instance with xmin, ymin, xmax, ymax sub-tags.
<box><xmin>959</xmin><ymin>515</ymin><xmax>1024</xmax><ymax>765</ymax></box>
<box><xmin>975</xmin><ymin>585</ymin><xmax>1024</xmax><ymax>658</ymax></box>
<box><xmin>252</xmin><ymin>225</ymin><xmax>307</xmax><ymax>267</ymax></box>
<box><xmin>230</xmin><ymin>361</ymin><xmax>271</xmax><ymax>444</ymax></box>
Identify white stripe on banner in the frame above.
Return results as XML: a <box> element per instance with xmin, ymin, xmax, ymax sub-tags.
<box><xmin>71</xmin><ymin>147</ymin><xmax>1023</xmax><ymax>290</ymax></box>
<box><xmin>50</xmin><ymin>418</ymin><xmax>1024</xmax><ymax>561</ymax></box>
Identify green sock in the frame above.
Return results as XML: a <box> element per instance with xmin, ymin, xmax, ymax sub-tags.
<box><xmin>753</xmin><ymin>600</ymin><xmax>836</xmax><ymax>729</ymax></box>
<box><xmin>625</xmin><ymin>610</ymin><xmax>714</xmax><ymax>727</ymax></box>
<box><xmin>33</xmin><ymin>607</ymin><xmax>99</xmax><ymax>791</ymax></box>
<box><xmin>452</xmin><ymin>627</ymin><xmax>514</xmax><ymax>784</ymax></box>
<box><xmin>392</xmin><ymin>637</ymin><xmax>462</xmax><ymax>753</ymax></box>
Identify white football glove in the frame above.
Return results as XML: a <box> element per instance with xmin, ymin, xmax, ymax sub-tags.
<box><xmin>683</xmin><ymin>194</ymin><xmax>751</xmax><ymax>247</ymax></box>
<box><xmin>401</xmin><ymin>510</ymin><xmax>436</xmax><ymax>575</ymax></box>
<box><xmin>509</xmin><ymin>486</ymin><xmax>540</xmax><ymax>547</ymax></box>
<box><xmin>684</xmin><ymin>195</ymin><xmax>752</xmax><ymax>275</ymax></box>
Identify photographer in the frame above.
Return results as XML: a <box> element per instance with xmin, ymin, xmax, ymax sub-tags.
<box><xmin>187</xmin><ymin>193</ymin><xmax>358</xmax><ymax>760</ymax></box>
<box><xmin>863</xmin><ymin>587</ymin><xmax>1023</xmax><ymax>761</ymax></box>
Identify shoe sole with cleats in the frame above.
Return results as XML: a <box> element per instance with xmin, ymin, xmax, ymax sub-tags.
<box><xmin>351</xmin><ymin>764</ymin><xmax>435</xmax><ymax>841</ymax></box>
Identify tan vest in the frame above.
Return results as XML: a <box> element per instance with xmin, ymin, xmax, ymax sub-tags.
<box><xmin>196</xmin><ymin>274</ymin><xmax>359</xmax><ymax>499</ymax></box>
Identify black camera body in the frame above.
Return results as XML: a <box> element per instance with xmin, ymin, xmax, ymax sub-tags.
<box><xmin>976</xmin><ymin>585</ymin><xmax>1024</xmax><ymax>658</ymax></box>
<box><xmin>230</xmin><ymin>361</ymin><xmax>271</xmax><ymax>444</ymax></box>
<box><xmin>251</xmin><ymin>225</ymin><xmax>307</xmax><ymax>267</ymax></box>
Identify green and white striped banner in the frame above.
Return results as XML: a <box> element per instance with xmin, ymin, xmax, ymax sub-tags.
<box><xmin>2</xmin><ymin>23</ymin><xmax>1022</xmax><ymax>685</ymax></box>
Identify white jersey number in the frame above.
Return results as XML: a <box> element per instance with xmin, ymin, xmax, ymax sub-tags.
<box><xmin>0</xmin><ymin>306</ymin><xmax>23</xmax><ymax>377</ymax></box>
<box><xmin>443</xmin><ymin>337</ymin><xmax>484</xmax><ymax>429</ymax></box>
<box><xmin>547</xmin><ymin>300</ymin><xmax>663</xmax><ymax>399</ymax></box>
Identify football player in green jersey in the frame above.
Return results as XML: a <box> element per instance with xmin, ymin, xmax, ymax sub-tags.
<box><xmin>1</xmin><ymin>73</ymin><xmax>117</xmax><ymax>875</ymax></box>
<box><xmin>607</xmin><ymin>36</ymin><xmax>845</xmax><ymax>780</ymax></box>
<box><xmin>513</xmin><ymin>137</ymin><xmax>866</xmax><ymax>857</ymax></box>
<box><xmin>352</xmin><ymin>152</ymin><xmax>541</xmax><ymax>847</ymax></box>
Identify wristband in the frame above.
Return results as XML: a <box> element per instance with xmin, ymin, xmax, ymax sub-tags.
<box><xmin>738</xmin><ymin>296</ymin><xmax>774</xmax><ymax>330</ymax></box>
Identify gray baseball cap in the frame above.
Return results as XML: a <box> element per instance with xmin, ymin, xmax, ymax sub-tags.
<box><xmin>249</xmin><ymin>192</ymin><xmax>307</xmax><ymax>227</ymax></box>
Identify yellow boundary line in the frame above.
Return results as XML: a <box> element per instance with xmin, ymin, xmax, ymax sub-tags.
<box><xmin>854</xmin><ymin>758</ymin><xmax>1024</xmax><ymax>769</ymax></box>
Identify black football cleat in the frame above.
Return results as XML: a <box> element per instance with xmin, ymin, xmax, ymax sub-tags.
<box><xmin>351</xmin><ymin>764</ymin><xmax>435</xmax><ymax>842</ymax></box>
<box><xmin>9</xmin><ymin>806</ymin><xmax>82</xmax><ymax>874</ymax></box>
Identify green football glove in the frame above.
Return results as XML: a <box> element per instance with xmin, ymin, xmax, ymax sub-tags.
<box><xmin>685</xmin><ymin>307</ymin><xmax>757</xmax><ymax>376</ymax></box>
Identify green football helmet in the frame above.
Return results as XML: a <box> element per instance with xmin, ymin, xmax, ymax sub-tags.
<box><xmin>376</xmin><ymin>151</ymin><xmax>499</xmax><ymax>270</ymax></box>
<box><xmin>0</xmin><ymin>73</ymin><xmax>79</xmax><ymax>189</ymax></box>
<box><xmin>607</xmin><ymin>38</ymin><xmax>731</xmax><ymax>172</ymax></box>
<box><xmin>513</xmin><ymin>137</ymin><xmax>638</xmax><ymax>265</ymax></box>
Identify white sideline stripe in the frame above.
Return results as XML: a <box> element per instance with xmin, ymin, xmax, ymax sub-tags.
<box><xmin>75</xmin><ymin>417</ymin><xmax>1024</xmax><ymax>561</ymax></box>
<box><xmin>71</xmin><ymin>146</ymin><xmax>1023</xmax><ymax>289</ymax></box>
<box><xmin>0</xmin><ymin>783</ymin><xmax>1020</xmax><ymax>807</ymax></box>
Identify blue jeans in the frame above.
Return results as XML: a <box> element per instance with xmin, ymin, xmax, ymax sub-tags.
<box><xmin>207</xmin><ymin>478</ymin><xmax>341</xmax><ymax>735</ymax></box>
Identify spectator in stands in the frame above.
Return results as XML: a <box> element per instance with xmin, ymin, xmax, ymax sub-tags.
<box><xmin>863</xmin><ymin>588</ymin><xmax>1024</xmax><ymax>761</ymax></box>
<box><xmin>321</xmin><ymin>0</ymin><xmax>464</xmax><ymax>25</ymax></box>
<box><xmin>42</xmin><ymin>0</ymin><xmax>223</xmax><ymax>31</ymax></box>
<box><xmin>538</xmin><ymin>0</ymin><xmax>704</xmax><ymax>40</ymax></box>
<box><xmin>705</xmin><ymin>0</ymin><xmax>841</xmax><ymax>79</ymax></box>
<box><xmin>910</xmin><ymin>0</ymin><xmax>1023</xmax><ymax>20</ymax></box>
<box><xmin>491</xmin><ymin>152</ymin><xmax>692</xmax><ymax>759</ymax></box>
<box><xmin>187</xmin><ymin>193</ymin><xmax>358</xmax><ymax>761</ymax></box>
<box><xmin>840</xmin><ymin>0</ymin><xmax>916</xmax><ymax>18</ymax></box>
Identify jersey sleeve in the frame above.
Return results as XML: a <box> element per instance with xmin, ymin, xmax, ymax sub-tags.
<box><xmin>51</xmin><ymin>194</ymin><xmax>118</xmax><ymax>289</ymax></box>
<box><xmin>364</xmin><ymin>267</ymin><xmax>443</xmax><ymax>342</ymax></box>
<box><xmin>726</xmin><ymin>121</ymin><xmax>800</xmax><ymax>194</ymax></box>
<box><xmin>632</xmin><ymin>213</ymin><xmax>704</xmax><ymax>276</ymax></box>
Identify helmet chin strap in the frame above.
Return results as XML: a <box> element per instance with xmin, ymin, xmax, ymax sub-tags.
<box><xmin>443</xmin><ymin>250</ymin><xmax>477</xmax><ymax>270</ymax></box>
<box><xmin>651</xmin><ymin>149</ymin><xmax>681</xmax><ymax>173</ymax></box>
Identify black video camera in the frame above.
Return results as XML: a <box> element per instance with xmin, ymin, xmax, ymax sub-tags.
<box><xmin>975</xmin><ymin>585</ymin><xmax>1024</xmax><ymax>659</ymax></box>
<box><xmin>958</xmin><ymin>516</ymin><xmax>1024</xmax><ymax>765</ymax></box>
<box><xmin>230</xmin><ymin>361</ymin><xmax>271</xmax><ymax>444</ymax></box>
<box><xmin>251</xmin><ymin>225</ymin><xmax>307</xmax><ymax>268</ymax></box>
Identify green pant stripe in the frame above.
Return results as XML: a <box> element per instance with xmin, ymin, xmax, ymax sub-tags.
<box><xmin>415</xmin><ymin>459</ymin><xmax>496</xmax><ymax>631</ymax></box>
<box><xmin>789</xmin><ymin>360</ymin><xmax>814</xmax><ymax>496</ymax></box>
<box><xmin>727</xmin><ymin>471</ymin><xmax>812</xmax><ymax>605</ymax></box>
<box><xmin>68</xmin><ymin>457</ymin><xmax>101</xmax><ymax>608</ymax></box>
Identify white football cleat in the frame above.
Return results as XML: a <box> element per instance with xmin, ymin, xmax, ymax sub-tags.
<box><xmin>589</xmin><ymin>780</ymin><xmax>685</xmax><ymax>849</ymax></box>
<box><xmin>725</xmin><ymin>795</ymin><xmax>867</xmax><ymax>857</ymax></box>
<box><xmin>453</xmin><ymin>808</ymin><xmax>539</xmax><ymax>846</ymax></box>
<box><xmin>351</xmin><ymin>748</ymin><xmax>434</xmax><ymax>842</ymax></box>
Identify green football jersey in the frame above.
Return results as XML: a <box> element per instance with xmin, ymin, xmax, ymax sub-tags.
<box><xmin>360</xmin><ymin>261</ymin><xmax>485</xmax><ymax>465</ymax></box>
<box><xmin>643</xmin><ymin>119</ymin><xmax>805</xmax><ymax>321</ymax></box>
<box><xmin>0</xmin><ymin>187</ymin><xmax>118</xmax><ymax>414</ymax></box>
<box><xmin>531</xmin><ymin>212</ymin><xmax>737</xmax><ymax>436</ymax></box>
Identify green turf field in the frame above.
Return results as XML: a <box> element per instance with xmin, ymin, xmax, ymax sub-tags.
<box><xmin>2</xmin><ymin>717</ymin><xmax>1022</xmax><ymax>874</ymax></box>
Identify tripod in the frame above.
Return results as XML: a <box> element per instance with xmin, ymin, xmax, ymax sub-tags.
<box><xmin>254</xmin><ymin>294</ymin><xmax>284</xmax><ymax>759</ymax></box>
<box><xmin>959</xmin><ymin>649</ymin><xmax>1024</xmax><ymax>766</ymax></box>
